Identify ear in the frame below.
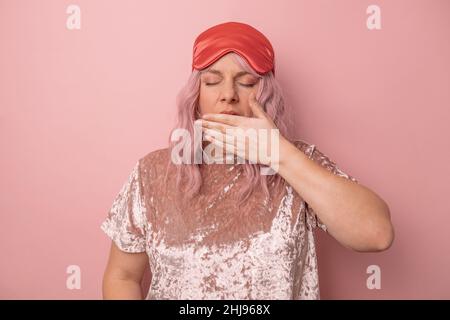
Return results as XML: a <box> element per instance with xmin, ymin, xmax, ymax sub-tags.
<box><xmin>248</xmin><ymin>91</ymin><xmax>266</xmax><ymax>118</ymax></box>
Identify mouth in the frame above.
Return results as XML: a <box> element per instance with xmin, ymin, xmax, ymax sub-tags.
<box><xmin>220</xmin><ymin>110</ymin><xmax>239</xmax><ymax>116</ymax></box>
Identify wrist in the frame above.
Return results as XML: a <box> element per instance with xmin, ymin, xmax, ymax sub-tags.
<box><xmin>269</xmin><ymin>135</ymin><xmax>292</xmax><ymax>173</ymax></box>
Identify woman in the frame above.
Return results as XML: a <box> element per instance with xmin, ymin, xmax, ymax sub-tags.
<box><xmin>101</xmin><ymin>21</ymin><xmax>394</xmax><ymax>300</ymax></box>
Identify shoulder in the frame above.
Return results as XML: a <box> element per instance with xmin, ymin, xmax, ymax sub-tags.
<box><xmin>138</xmin><ymin>147</ymin><xmax>170</xmax><ymax>175</ymax></box>
<box><xmin>292</xmin><ymin>138</ymin><xmax>337</xmax><ymax>165</ymax></box>
<box><xmin>292</xmin><ymin>139</ymin><xmax>358</xmax><ymax>182</ymax></box>
<box><xmin>140</xmin><ymin>147</ymin><xmax>170</xmax><ymax>166</ymax></box>
<box><xmin>291</xmin><ymin>138</ymin><xmax>338</xmax><ymax>170</ymax></box>
<box><xmin>291</xmin><ymin>139</ymin><xmax>317</xmax><ymax>158</ymax></box>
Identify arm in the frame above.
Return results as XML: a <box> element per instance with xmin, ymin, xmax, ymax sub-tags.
<box><xmin>102</xmin><ymin>241</ymin><xmax>149</xmax><ymax>300</ymax></box>
<box><xmin>276</xmin><ymin>137</ymin><xmax>395</xmax><ymax>252</ymax></box>
<box><xmin>200</xmin><ymin>92</ymin><xmax>394</xmax><ymax>252</ymax></box>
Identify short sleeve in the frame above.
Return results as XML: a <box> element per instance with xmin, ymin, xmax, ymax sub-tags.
<box><xmin>295</xmin><ymin>140</ymin><xmax>359</xmax><ymax>232</ymax></box>
<box><xmin>100</xmin><ymin>160</ymin><xmax>148</xmax><ymax>253</ymax></box>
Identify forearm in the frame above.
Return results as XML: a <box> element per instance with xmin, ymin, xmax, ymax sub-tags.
<box><xmin>275</xmin><ymin>138</ymin><xmax>394</xmax><ymax>252</ymax></box>
<box><xmin>102</xmin><ymin>276</ymin><xmax>143</xmax><ymax>300</ymax></box>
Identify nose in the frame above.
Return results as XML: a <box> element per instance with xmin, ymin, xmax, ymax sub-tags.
<box><xmin>220</xmin><ymin>80</ymin><xmax>239</xmax><ymax>104</ymax></box>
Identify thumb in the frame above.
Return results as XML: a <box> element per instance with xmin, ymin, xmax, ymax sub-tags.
<box><xmin>248</xmin><ymin>91</ymin><xmax>266</xmax><ymax>118</ymax></box>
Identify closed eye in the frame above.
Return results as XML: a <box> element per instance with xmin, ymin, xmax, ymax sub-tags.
<box><xmin>205</xmin><ymin>82</ymin><xmax>256</xmax><ymax>87</ymax></box>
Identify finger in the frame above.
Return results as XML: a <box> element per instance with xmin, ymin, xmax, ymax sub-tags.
<box><xmin>201</xmin><ymin>113</ymin><xmax>246</xmax><ymax>126</ymax></box>
<box><xmin>204</xmin><ymin>134</ymin><xmax>238</xmax><ymax>155</ymax></box>
<box><xmin>248</xmin><ymin>91</ymin><xmax>266</xmax><ymax>118</ymax></box>
<box><xmin>203</xmin><ymin>128</ymin><xmax>236</xmax><ymax>144</ymax></box>
<box><xmin>198</xmin><ymin>119</ymin><xmax>236</xmax><ymax>134</ymax></box>
<box><xmin>203</xmin><ymin>128</ymin><xmax>224</xmax><ymax>141</ymax></box>
<box><xmin>204</xmin><ymin>129</ymin><xmax>250</xmax><ymax>155</ymax></box>
<box><xmin>204</xmin><ymin>131</ymin><xmax>257</xmax><ymax>163</ymax></box>
<box><xmin>204</xmin><ymin>127</ymin><xmax>253</xmax><ymax>146</ymax></box>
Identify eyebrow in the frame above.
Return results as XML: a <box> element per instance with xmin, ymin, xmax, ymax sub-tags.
<box><xmin>202</xmin><ymin>69</ymin><xmax>254</xmax><ymax>79</ymax></box>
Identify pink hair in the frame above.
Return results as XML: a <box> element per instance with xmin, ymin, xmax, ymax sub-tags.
<box><xmin>165</xmin><ymin>52</ymin><xmax>295</xmax><ymax>206</ymax></box>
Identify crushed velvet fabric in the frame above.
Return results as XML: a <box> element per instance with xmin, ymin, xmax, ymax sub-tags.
<box><xmin>101</xmin><ymin>140</ymin><xmax>358</xmax><ymax>299</ymax></box>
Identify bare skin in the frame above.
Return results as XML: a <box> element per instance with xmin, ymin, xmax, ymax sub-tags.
<box><xmin>102</xmin><ymin>53</ymin><xmax>262</xmax><ymax>299</ymax></box>
<box><xmin>102</xmin><ymin>52</ymin><xmax>394</xmax><ymax>299</ymax></box>
<box><xmin>102</xmin><ymin>242</ymin><xmax>148</xmax><ymax>299</ymax></box>
<box><xmin>199</xmin><ymin>53</ymin><xmax>394</xmax><ymax>252</ymax></box>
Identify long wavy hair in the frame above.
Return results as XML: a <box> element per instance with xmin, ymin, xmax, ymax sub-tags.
<box><xmin>165</xmin><ymin>52</ymin><xmax>295</xmax><ymax>206</ymax></box>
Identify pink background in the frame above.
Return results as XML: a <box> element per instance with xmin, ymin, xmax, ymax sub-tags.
<box><xmin>1</xmin><ymin>0</ymin><xmax>449</xmax><ymax>299</ymax></box>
